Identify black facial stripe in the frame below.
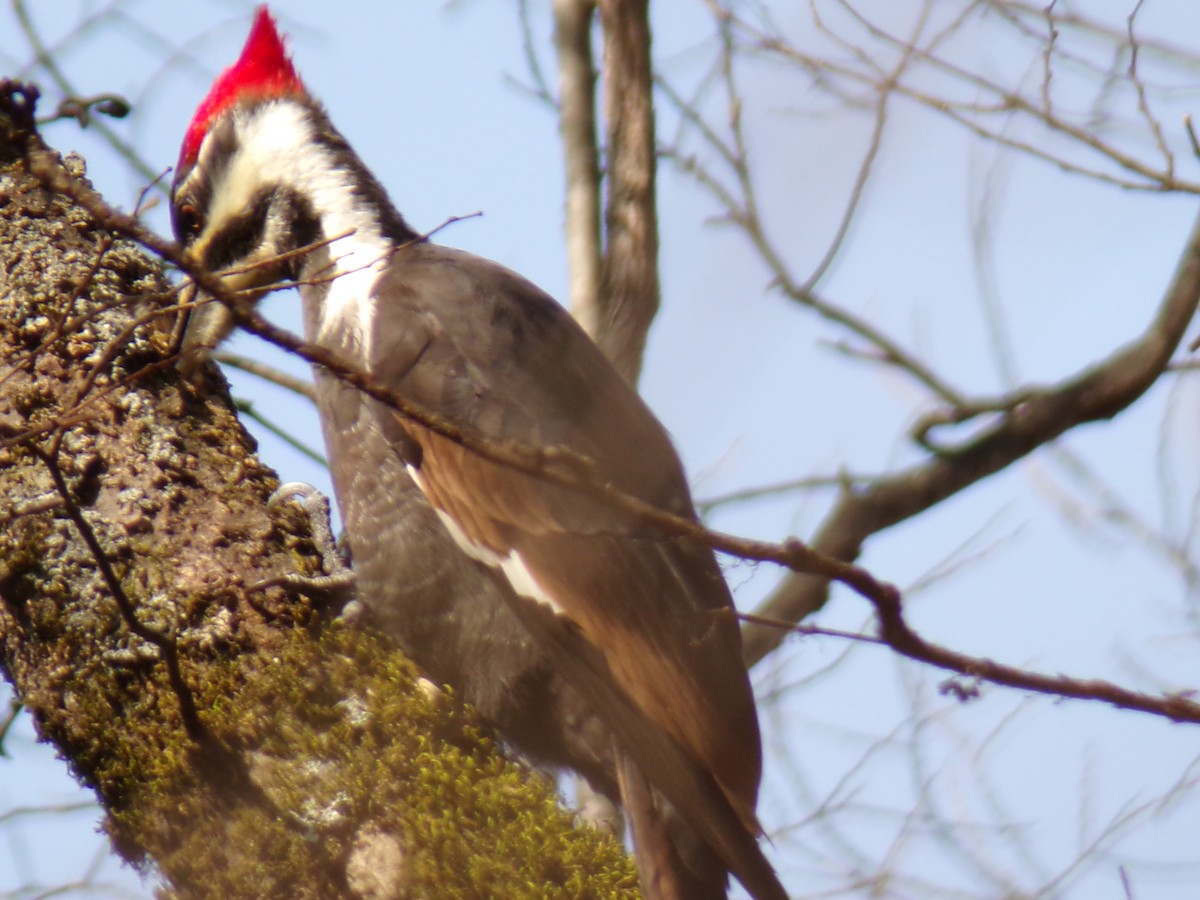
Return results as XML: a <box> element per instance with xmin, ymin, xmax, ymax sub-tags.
<box><xmin>275</xmin><ymin>187</ymin><xmax>321</xmax><ymax>260</ymax></box>
<box><xmin>202</xmin><ymin>186</ymin><xmax>274</xmax><ymax>271</ymax></box>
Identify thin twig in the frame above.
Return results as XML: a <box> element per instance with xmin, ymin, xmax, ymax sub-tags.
<box><xmin>13</xmin><ymin>0</ymin><xmax>161</xmax><ymax>187</ymax></box>
<box><xmin>216</xmin><ymin>352</ymin><xmax>315</xmax><ymax>400</ymax></box>
<box><xmin>233</xmin><ymin>399</ymin><xmax>327</xmax><ymax>467</ymax></box>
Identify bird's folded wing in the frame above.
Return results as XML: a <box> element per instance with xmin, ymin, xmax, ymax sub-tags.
<box><xmin>363</xmin><ymin>243</ymin><xmax>763</xmax><ymax>823</ymax></box>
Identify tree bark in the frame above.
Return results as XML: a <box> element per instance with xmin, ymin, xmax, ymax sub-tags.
<box><xmin>0</xmin><ymin>82</ymin><xmax>636</xmax><ymax>900</ymax></box>
<box><xmin>595</xmin><ymin>0</ymin><xmax>659</xmax><ymax>384</ymax></box>
<box><xmin>554</xmin><ymin>0</ymin><xmax>604</xmax><ymax>345</ymax></box>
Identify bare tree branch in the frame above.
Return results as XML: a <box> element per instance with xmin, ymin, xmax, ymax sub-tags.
<box><xmin>743</xmin><ymin>202</ymin><xmax>1200</xmax><ymax>662</ymax></box>
<box><xmin>215</xmin><ymin>352</ymin><xmax>315</xmax><ymax>400</ymax></box>
<box><xmin>596</xmin><ymin>0</ymin><xmax>659</xmax><ymax>383</ymax></box>
<box><xmin>552</xmin><ymin>0</ymin><xmax>605</xmax><ymax>343</ymax></box>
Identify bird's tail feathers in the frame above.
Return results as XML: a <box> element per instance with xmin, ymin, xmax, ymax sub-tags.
<box><xmin>500</xmin><ymin>587</ymin><xmax>788</xmax><ymax>900</ymax></box>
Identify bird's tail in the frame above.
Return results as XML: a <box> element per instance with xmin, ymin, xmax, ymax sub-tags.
<box><xmin>620</xmin><ymin>754</ymin><xmax>729</xmax><ymax>899</ymax></box>
<box><xmin>502</xmin><ymin>589</ymin><xmax>788</xmax><ymax>900</ymax></box>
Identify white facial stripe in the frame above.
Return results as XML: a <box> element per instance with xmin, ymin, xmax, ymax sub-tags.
<box><xmin>198</xmin><ymin>100</ymin><xmax>388</xmax><ymax>355</ymax></box>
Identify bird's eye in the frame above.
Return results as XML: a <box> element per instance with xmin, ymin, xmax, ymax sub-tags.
<box><xmin>174</xmin><ymin>202</ymin><xmax>204</xmax><ymax>242</ymax></box>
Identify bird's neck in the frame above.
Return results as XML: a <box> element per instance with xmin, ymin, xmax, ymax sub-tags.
<box><xmin>296</xmin><ymin>180</ymin><xmax>395</xmax><ymax>359</ymax></box>
<box><xmin>254</xmin><ymin>100</ymin><xmax>417</xmax><ymax>357</ymax></box>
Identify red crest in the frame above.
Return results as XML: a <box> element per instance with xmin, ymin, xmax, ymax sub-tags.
<box><xmin>179</xmin><ymin>5</ymin><xmax>304</xmax><ymax>167</ymax></box>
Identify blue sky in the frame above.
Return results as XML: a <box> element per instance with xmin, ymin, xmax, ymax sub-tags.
<box><xmin>4</xmin><ymin>2</ymin><xmax>1200</xmax><ymax>896</ymax></box>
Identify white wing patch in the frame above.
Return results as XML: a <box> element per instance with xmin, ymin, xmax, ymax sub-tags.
<box><xmin>406</xmin><ymin>464</ymin><xmax>567</xmax><ymax>617</ymax></box>
<box><xmin>498</xmin><ymin>553</ymin><xmax>566</xmax><ymax>617</ymax></box>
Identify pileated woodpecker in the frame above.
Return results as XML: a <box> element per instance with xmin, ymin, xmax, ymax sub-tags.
<box><xmin>172</xmin><ymin>8</ymin><xmax>785</xmax><ymax>899</ymax></box>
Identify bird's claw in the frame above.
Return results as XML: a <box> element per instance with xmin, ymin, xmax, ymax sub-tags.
<box><xmin>255</xmin><ymin>482</ymin><xmax>357</xmax><ymax>609</ymax></box>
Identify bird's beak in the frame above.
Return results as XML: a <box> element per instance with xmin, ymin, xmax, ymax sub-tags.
<box><xmin>175</xmin><ymin>243</ymin><xmax>285</xmax><ymax>381</ymax></box>
<box><xmin>176</xmin><ymin>282</ymin><xmax>236</xmax><ymax>380</ymax></box>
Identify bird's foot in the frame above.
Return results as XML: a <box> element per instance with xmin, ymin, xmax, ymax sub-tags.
<box><xmin>255</xmin><ymin>482</ymin><xmax>359</xmax><ymax>617</ymax></box>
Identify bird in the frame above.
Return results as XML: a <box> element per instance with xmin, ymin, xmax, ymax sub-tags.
<box><xmin>171</xmin><ymin>7</ymin><xmax>785</xmax><ymax>898</ymax></box>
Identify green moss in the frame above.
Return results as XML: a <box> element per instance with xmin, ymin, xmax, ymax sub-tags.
<box><xmin>88</xmin><ymin>623</ymin><xmax>637</xmax><ymax>898</ymax></box>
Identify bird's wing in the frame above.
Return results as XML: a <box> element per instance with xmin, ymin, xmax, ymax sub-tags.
<box><xmin>363</xmin><ymin>242</ymin><xmax>762</xmax><ymax>824</ymax></box>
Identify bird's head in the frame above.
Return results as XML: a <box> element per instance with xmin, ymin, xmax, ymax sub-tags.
<box><xmin>171</xmin><ymin>5</ymin><xmax>325</xmax><ymax>375</ymax></box>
